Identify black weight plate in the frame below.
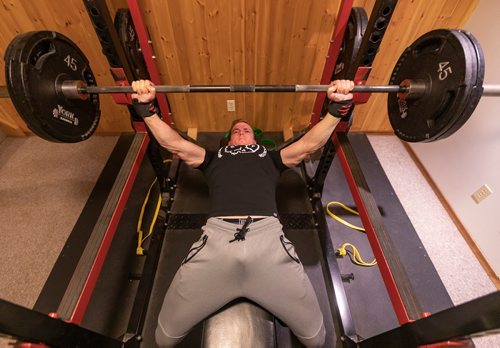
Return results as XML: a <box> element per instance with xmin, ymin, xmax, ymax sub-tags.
<box><xmin>332</xmin><ymin>7</ymin><xmax>368</xmax><ymax>80</ymax></box>
<box><xmin>4</xmin><ymin>31</ymin><xmax>100</xmax><ymax>143</ymax></box>
<box><xmin>421</xmin><ymin>30</ymin><xmax>478</xmax><ymax>141</ymax></box>
<box><xmin>388</xmin><ymin>29</ymin><xmax>478</xmax><ymax>142</ymax></box>
<box><xmin>115</xmin><ymin>9</ymin><xmax>150</xmax><ymax>80</ymax></box>
<box><xmin>5</xmin><ymin>33</ymin><xmax>57</xmax><ymax>140</ymax></box>
<box><xmin>435</xmin><ymin>30</ymin><xmax>484</xmax><ymax>141</ymax></box>
<box><xmin>5</xmin><ymin>32</ymin><xmax>73</xmax><ymax>142</ymax></box>
<box><xmin>25</xmin><ymin>31</ymin><xmax>99</xmax><ymax>143</ymax></box>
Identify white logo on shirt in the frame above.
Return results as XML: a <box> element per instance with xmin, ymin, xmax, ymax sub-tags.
<box><xmin>217</xmin><ymin>144</ymin><xmax>267</xmax><ymax>158</ymax></box>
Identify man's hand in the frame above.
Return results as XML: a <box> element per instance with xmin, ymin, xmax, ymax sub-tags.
<box><xmin>131</xmin><ymin>80</ymin><xmax>158</xmax><ymax>118</ymax></box>
<box><xmin>131</xmin><ymin>80</ymin><xmax>156</xmax><ymax>103</ymax></box>
<box><xmin>326</xmin><ymin>80</ymin><xmax>354</xmax><ymax>118</ymax></box>
<box><xmin>327</xmin><ymin>80</ymin><xmax>354</xmax><ymax>102</ymax></box>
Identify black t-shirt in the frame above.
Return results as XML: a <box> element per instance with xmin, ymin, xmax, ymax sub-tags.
<box><xmin>197</xmin><ymin>144</ymin><xmax>288</xmax><ymax>217</ymax></box>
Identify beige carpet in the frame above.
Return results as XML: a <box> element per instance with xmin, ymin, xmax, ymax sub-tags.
<box><xmin>0</xmin><ymin>135</ymin><xmax>118</xmax><ymax>309</ymax></box>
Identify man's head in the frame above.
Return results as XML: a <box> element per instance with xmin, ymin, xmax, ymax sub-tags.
<box><xmin>227</xmin><ymin>119</ymin><xmax>257</xmax><ymax>146</ymax></box>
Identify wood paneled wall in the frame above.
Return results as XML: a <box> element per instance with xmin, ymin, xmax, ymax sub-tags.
<box><xmin>137</xmin><ymin>0</ymin><xmax>340</xmax><ymax>132</ymax></box>
<box><xmin>0</xmin><ymin>0</ymin><xmax>478</xmax><ymax>137</ymax></box>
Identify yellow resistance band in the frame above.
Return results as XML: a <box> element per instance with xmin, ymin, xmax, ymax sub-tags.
<box><xmin>337</xmin><ymin>243</ymin><xmax>377</xmax><ymax>267</ymax></box>
<box><xmin>136</xmin><ymin>159</ymin><xmax>172</xmax><ymax>255</ymax></box>
<box><xmin>136</xmin><ymin>178</ymin><xmax>161</xmax><ymax>255</ymax></box>
<box><xmin>326</xmin><ymin>201</ymin><xmax>377</xmax><ymax>267</ymax></box>
<box><xmin>326</xmin><ymin>201</ymin><xmax>365</xmax><ymax>231</ymax></box>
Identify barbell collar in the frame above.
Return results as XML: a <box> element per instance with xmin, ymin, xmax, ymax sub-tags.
<box><xmin>60</xmin><ymin>80</ymin><xmax>89</xmax><ymax>100</ymax></box>
<box><xmin>397</xmin><ymin>79</ymin><xmax>428</xmax><ymax>100</ymax></box>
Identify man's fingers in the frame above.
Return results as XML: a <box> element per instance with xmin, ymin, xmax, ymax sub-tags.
<box><xmin>131</xmin><ymin>80</ymin><xmax>155</xmax><ymax>94</ymax></box>
<box><xmin>131</xmin><ymin>80</ymin><xmax>156</xmax><ymax>103</ymax></box>
<box><xmin>326</xmin><ymin>80</ymin><xmax>354</xmax><ymax>102</ymax></box>
<box><xmin>335</xmin><ymin>80</ymin><xmax>354</xmax><ymax>94</ymax></box>
<box><xmin>143</xmin><ymin>80</ymin><xmax>156</xmax><ymax>94</ymax></box>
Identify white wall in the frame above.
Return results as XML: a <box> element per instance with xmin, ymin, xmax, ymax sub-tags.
<box><xmin>409</xmin><ymin>0</ymin><xmax>500</xmax><ymax>276</ymax></box>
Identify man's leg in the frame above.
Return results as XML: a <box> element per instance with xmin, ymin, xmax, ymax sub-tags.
<box><xmin>243</xmin><ymin>221</ymin><xmax>326</xmax><ymax>347</ymax></box>
<box><xmin>155</xmin><ymin>228</ymin><xmax>239</xmax><ymax>347</ymax></box>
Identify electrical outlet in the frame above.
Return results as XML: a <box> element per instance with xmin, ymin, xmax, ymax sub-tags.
<box><xmin>227</xmin><ymin>100</ymin><xmax>236</xmax><ymax>112</ymax></box>
<box><xmin>471</xmin><ymin>184</ymin><xmax>493</xmax><ymax>204</ymax></box>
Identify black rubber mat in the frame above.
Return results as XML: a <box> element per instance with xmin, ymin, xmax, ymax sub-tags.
<box><xmin>320</xmin><ymin>133</ymin><xmax>453</xmax><ymax>339</ymax></box>
<box><xmin>349</xmin><ymin>134</ymin><xmax>452</xmax><ymax>313</ymax></box>
<box><xmin>34</xmin><ymin>134</ymin><xmax>136</xmax><ymax>314</ymax></box>
<box><xmin>80</xmin><ymin>138</ymin><xmax>159</xmax><ymax>337</ymax></box>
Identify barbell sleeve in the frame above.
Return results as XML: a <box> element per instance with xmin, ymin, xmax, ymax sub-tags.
<box><xmin>482</xmin><ymin>85</ymin><xmax>500</xmax><ymax>96</ymax></box>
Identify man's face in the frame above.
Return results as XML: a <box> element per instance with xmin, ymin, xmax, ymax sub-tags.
<box><xmin>228</xmin><ymin>122</ymin><xmax>256</xmax><ymax>146</ymax></box>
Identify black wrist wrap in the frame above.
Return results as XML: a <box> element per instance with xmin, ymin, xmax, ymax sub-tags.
<box><xmin>132</xmin><ymin>99</ymin><xmax>159</xmax><ymax>118</ymax></box>
<box><xmin>327</xmin><ymin>99</ymin><xmax>353</xmax><ymax>118</ymax></box>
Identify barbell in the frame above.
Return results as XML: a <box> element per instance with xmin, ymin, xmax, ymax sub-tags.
<box><xmin>0</xmin><ymin>29</ymin><xmax>497</xmax><ymax>143</ymax></box>
<box><xmin>70</xmin><ymin>82</ymin><xmax>410</xmax><ymax>95</ymax></box>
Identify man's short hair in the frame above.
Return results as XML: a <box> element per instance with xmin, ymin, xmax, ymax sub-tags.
<box><xmin>228</xmin><ymin>119</ymin><xmax>253</xmax><ymax>136</ymax></box>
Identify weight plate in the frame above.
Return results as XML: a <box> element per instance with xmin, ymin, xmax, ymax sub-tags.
<box><xmin>332</xmin><ymin>7</ymin><xmax>368</xmax><ymax>80</ymax></box>
<box><xmin>4</xmin><ymin>33</ymin><xmax>47</xmax><ymax>137</ymax></box>
<box><xmin>423</xmin><ymin>30</ymin><xmax>478</xmax><ymax>141</ymax></box>
<box><xmin>434</xmin><ymin>30</ymin><xmax>484</xmax><ymax>140</ymax></box>
<box><xmin>4</xmin><ymin>31</ymin><xmax>100</xmax><ymax>143</ymax></box>
<box><xmin>115</xmin><ymin>9</ymin><xmax>150</xmax><ymax>80</ymax></box>
<box><xmin>6</xmin><ymin>33</ymin><xmax>69</xmax><ymax>141</ymax></box>
<box><xmin>388</xmin><ymin>29</ymin><xmax>481</xmax><ymax>142</ymax></box>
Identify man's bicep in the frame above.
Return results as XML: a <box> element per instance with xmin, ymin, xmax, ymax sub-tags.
<box><xmin>174</xmin><ymin>139</ymin><xmax>206</xmax><ymax>167</ymax></box>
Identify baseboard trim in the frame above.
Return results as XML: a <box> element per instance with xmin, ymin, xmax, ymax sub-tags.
<box><xmin>402</xmin><ymin>141</ymin><xmax>500</xmax><ymax>290</ymax></box>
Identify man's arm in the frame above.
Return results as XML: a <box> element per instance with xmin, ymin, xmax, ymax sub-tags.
<box><xmin>131</xmin><ymin>80</ymin><xmax>205</xmax><ymax>168</ymax></box>
<box><xmin>143</xmin><ymin>115</ymin><xmax>205</xmax><ymax>167</ymax></box>
<box><xmin>280</xmin><ymin>80</ymin><xmax>354</xmax><ymax>168</ymax></box>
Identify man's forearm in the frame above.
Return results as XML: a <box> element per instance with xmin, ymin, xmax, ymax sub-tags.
<box><xmin>301</xmin><ymin>97</ymin><xmax>352</xmax><ymax>152</ymax></box>
<box><xmin>300</xmin><ymin>114</ymin><xmax>341</xmax><ymax>152</ymax></box>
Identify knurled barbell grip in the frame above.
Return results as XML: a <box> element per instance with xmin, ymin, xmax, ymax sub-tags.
<box><xmin>80</xmin><ymin>83</ymin><xmax>408</xmax><ymax>94</ymax></box>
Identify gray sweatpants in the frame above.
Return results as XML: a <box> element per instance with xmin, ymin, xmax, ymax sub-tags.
<box><xmin>155</xmin><ymin>217</ymin><xmax>325</xmax><ymax>347</ymax></box>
